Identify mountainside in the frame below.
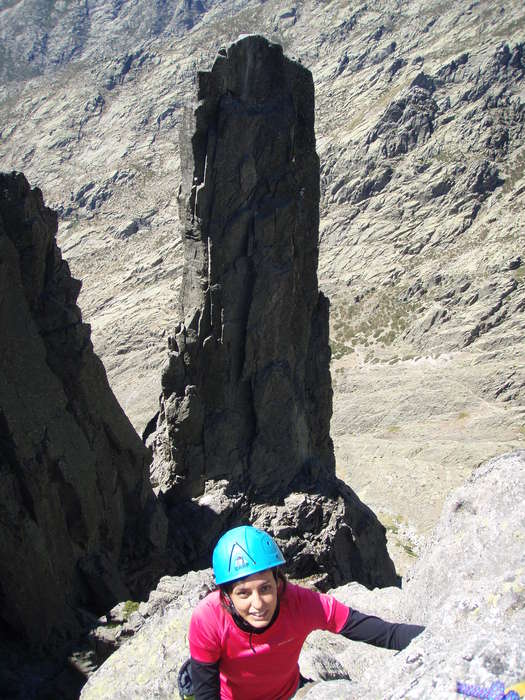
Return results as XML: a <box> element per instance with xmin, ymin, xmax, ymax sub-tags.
<box><xmin>1</xmin><ymin>0</ymin><xmax>524</xmax><ymax>564</ymax></box>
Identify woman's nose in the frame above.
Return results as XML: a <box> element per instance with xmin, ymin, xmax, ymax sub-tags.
<box><xmin>250</xmin><ymin>592</ymin><xmax>263</xmax><ymax>609</ymax></box>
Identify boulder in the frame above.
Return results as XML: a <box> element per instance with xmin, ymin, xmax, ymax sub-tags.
<box><xmin>305</xmin><ymin>449</ymin><xmax>525</xmax><ymax>698</ymax></box>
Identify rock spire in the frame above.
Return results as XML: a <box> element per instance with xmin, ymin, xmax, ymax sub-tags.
<box><xmin>150</xmin><ymin>35</ymin><xmax>396</xmax><ymax>588</ymax></box>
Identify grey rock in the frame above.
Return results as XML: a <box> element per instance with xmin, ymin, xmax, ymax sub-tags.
<box><xmin>115</xmin><ymin>220</ymin><xmax>140</xmax><ymax>239</ymax></box>
<box><xmin>81</xmin><ymin>569</ymin><xmax>215</xmax><ymax>699</ymax></box>
<box><xmin>301</xmin><ymin>680</ymin><xmax>356</xmax><ymax>698</ymax></box>
<box><xmin>366</xmin><ymin>83</ymin><xmax>438</xmax><ymax>157</ymax></box>
<box><xmin>299</xmin><ymin>449</ymin><xmax>525</xmax><ymax>698</ymax></box>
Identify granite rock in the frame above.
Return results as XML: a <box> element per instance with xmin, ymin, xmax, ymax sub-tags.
<box><xmin>148</xmin><ymin>35</ymin><xmax>397</xmax><ymax>590</ymax></box>
<box><xmin>81</xmin><ymin>450</ymin><xmax>525</xmax><ymax>700</ymax></box>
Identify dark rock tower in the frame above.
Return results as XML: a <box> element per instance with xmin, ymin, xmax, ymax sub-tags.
<box><xmin>151</xmin><ymin>35</ymin><xmax>396</xmax><ymax>588</ymax></box>
<box><xmin>0</xmin><ymin>172</ymin><xmax>167</xmax><ymax>649</ymax></box>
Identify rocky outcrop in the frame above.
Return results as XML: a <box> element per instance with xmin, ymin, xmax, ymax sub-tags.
<box><xmin>0</xmin><ymin>172</ymin><xmax>167</xmax><ymax>651</ymax></box>
<box><xmin>80</xmin><ymin>449</ymin><xmax>525</xmax><ymax>699</ymax></box>
<box><xmin>148</xmin><ymin>35</ymin><xmax>396</xmax><ymax>589</ymax></box>
<box><xmin>303</xmin><ymin>449</ymin><xmax>525</xmax><ymax>698</ymax></box>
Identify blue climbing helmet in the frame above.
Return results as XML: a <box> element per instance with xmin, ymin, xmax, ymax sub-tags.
<box><xmin>212</xmin><ymin>525</ymin><xmax>286</xmax><ymax>585</ymax></box>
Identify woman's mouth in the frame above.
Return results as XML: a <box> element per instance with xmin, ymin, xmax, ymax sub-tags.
<box><xmin>250</xmin><ymin>611</ymin><xmax>268</xmax><ymax>619</ymax></box>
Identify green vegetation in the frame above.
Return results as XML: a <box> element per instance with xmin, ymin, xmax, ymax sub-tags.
<box><xmin>329</xmin><ymin>292</ymin><xmax>419</xmax><ymax>357</ymax></box>
<box><xmin>380</xmin><ymin>512</ymin><xmax>419</xmax><ymax>560</ymax></box>
<box><xmin>380</xmin><ymin>512</ymin><xmax>407</xmax><ymax>534</ymax></box>
<box><xmin>330</xmin><ymin>340</ymin><xmax>354</xmax><ymax>359</ymax></box>
<box><xmin>458</xmin><ymin>411</ymin><xmax>469</xmax><ymax>420</ymax></box>
<box><xmin>512</xmin><ymin>266</ymin><xmax>525</xmax><ymax>283</ymax></box>
<box><xmin>387</xmin><ymin>425</ymin><xmax>401</xmax><ymax>433</ymax></box>
<box><xmin>402</xmin><ymin>543</ymin><xmax>417</xmax><ymax>558</ymax></box>
<box><xmin>123</xmin><ymin>600</ymin><xmax>140</xmax><ymax>617</ymax></box>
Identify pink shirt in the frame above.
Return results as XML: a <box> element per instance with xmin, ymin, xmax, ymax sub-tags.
<box><xmin>188</xmin><ymin>582</ymin><xmax>350</xmax><ymax>700</ymax></box>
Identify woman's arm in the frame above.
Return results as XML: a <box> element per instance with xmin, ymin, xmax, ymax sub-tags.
<box><xmin>190</xmin><ymin>657</ymin><xmax>220</xmax><ymax>700</ymax></box>
<box><xmin>339</xmin><ymin>608</ymin><xmax>424</xmax><ymax>650</ymax></box>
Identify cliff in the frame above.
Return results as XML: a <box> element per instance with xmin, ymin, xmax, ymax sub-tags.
<box><xmin>0</xmin><ymin>172</ymin><xmax>167</xmax><ymax>651</ymax></box>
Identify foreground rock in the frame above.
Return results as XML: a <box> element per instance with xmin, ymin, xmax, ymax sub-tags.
<box><xmin>148</xmin><ymin>35</ymin><xmax>396</xmax><ymax>589</ymax></box>
<box><xmin>303</xmin><ymin>449</ymin><xmax>525</xmax><ymax>698</ymax></box>
<box><xmin>0</xmin><ymin>172</ymin><xmax>167</xmax><ymax>653</ymax></box>
<box><xmin>81</xmin><ymin>449</ymin><xmax>525</xmax><ymax>699</ymax></box>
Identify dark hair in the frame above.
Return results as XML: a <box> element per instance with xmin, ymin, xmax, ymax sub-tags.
<box><xmin>219</xmin><ymin>567</ymin><xmax>287</xmax><ymax>603</ymax></box>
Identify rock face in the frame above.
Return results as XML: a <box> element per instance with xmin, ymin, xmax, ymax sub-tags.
<box><xmin>302</xmin><ymin>449</ymin><xmax>525</xmax><ymax>699</ymax></box>
<box><xmin>0</xmin><ymin>172</ymin><xmax>167</xmax><ymax>650</ymax></box>
<box><xmin>149</xmin><ymin>35</ymin><xmax>396</xmax><ymax>589</ymax></box>
<box><xmin>80</xmin><ymin>449</ymin><xmax>525</xmax><ymax>700</ymax></box>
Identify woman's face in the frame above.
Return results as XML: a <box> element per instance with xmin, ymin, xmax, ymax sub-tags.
<box><xmin>229</xmin><ymin>569</ymin><xmax>279</xmax><ymax>629</ymax></box>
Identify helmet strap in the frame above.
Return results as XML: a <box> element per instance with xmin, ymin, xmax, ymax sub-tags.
<box><xmin>221</xmin><ymin>590</ymin><xmax>281</xmax><ymax>634</ymax></box>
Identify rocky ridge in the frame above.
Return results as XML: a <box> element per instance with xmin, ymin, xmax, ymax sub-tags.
<box><xmin>0</xmin><ymin>0</ymin><xmax>523</xmax><ymax>566</ymax></box>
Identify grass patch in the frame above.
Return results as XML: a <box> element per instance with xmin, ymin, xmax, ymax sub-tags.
<box><xmin>330</xmin><ymin>339</ymin><xmax>354</xmax><ymax>359</ymax></box>
<box><xmin>512</xmin><ymin>266</ymin><xmax>525</xmax><ymax>283</ymax></box>
<box><xmin>387</xmin><ymin>425</ymin><xmax>401</xmax><ymax>433</ymax></box>
<box><xmin>123</xmin><ymin>600</ymin><xmax>140</xmax><ymax>617</ymax></box>
<box><xmin>380</xmin><ymin>512</ymin><xmax>406</xmax><ymax>533</ymax></box>
<box><xmin>458</xmin><ymin>411</ymin><xmax>469</xmax><ymax>420</ymax></box>
<box><xmin>329</xmin><ymin>292</ymin><xmax>419</xmax><ymax>351</ymax></box>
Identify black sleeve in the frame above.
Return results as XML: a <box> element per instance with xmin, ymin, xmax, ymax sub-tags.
<box><xmin>339</xmin><ymin>608</ymin><xmax>424</xmax><ymax>651</ymax></box>
<box><xmin>190</xmin><ymin>657</ymin><xmax>220</xmax><ymax>700</ymax></box>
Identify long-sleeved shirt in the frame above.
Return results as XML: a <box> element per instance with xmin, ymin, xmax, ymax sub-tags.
<box><xmin>188</xmin><ymin>582</ymin><xmax>424</xmax><ymax>700</ymax></box>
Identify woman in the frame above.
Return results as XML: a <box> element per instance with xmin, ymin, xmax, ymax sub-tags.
<box><xmin>188</xmin><ymin>525</ymin><xmax>424</xmax><ymax>700</ymax></box>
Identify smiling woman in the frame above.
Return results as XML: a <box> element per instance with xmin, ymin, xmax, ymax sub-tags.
<box><xmin>186</xmin><ymin>526</ymin><xmax>425</xmax><ymax>700</ymax></box>
<box><xmin>227</xmin><ymin>570</ymin><xmax>279</xmax><ymax>628</ymax></box>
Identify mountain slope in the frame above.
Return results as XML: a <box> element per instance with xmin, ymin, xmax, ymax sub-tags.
<box><xmin>1</xmin><ymin>0</ymin><xmax>524</xmax><ymax>563</ymax></box>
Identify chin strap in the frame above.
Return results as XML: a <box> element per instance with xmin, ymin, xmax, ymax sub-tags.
<box><xmin>222</xmin><ymin>591</ymin><xmax>280</xmax><ymax>636</ymax></box>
